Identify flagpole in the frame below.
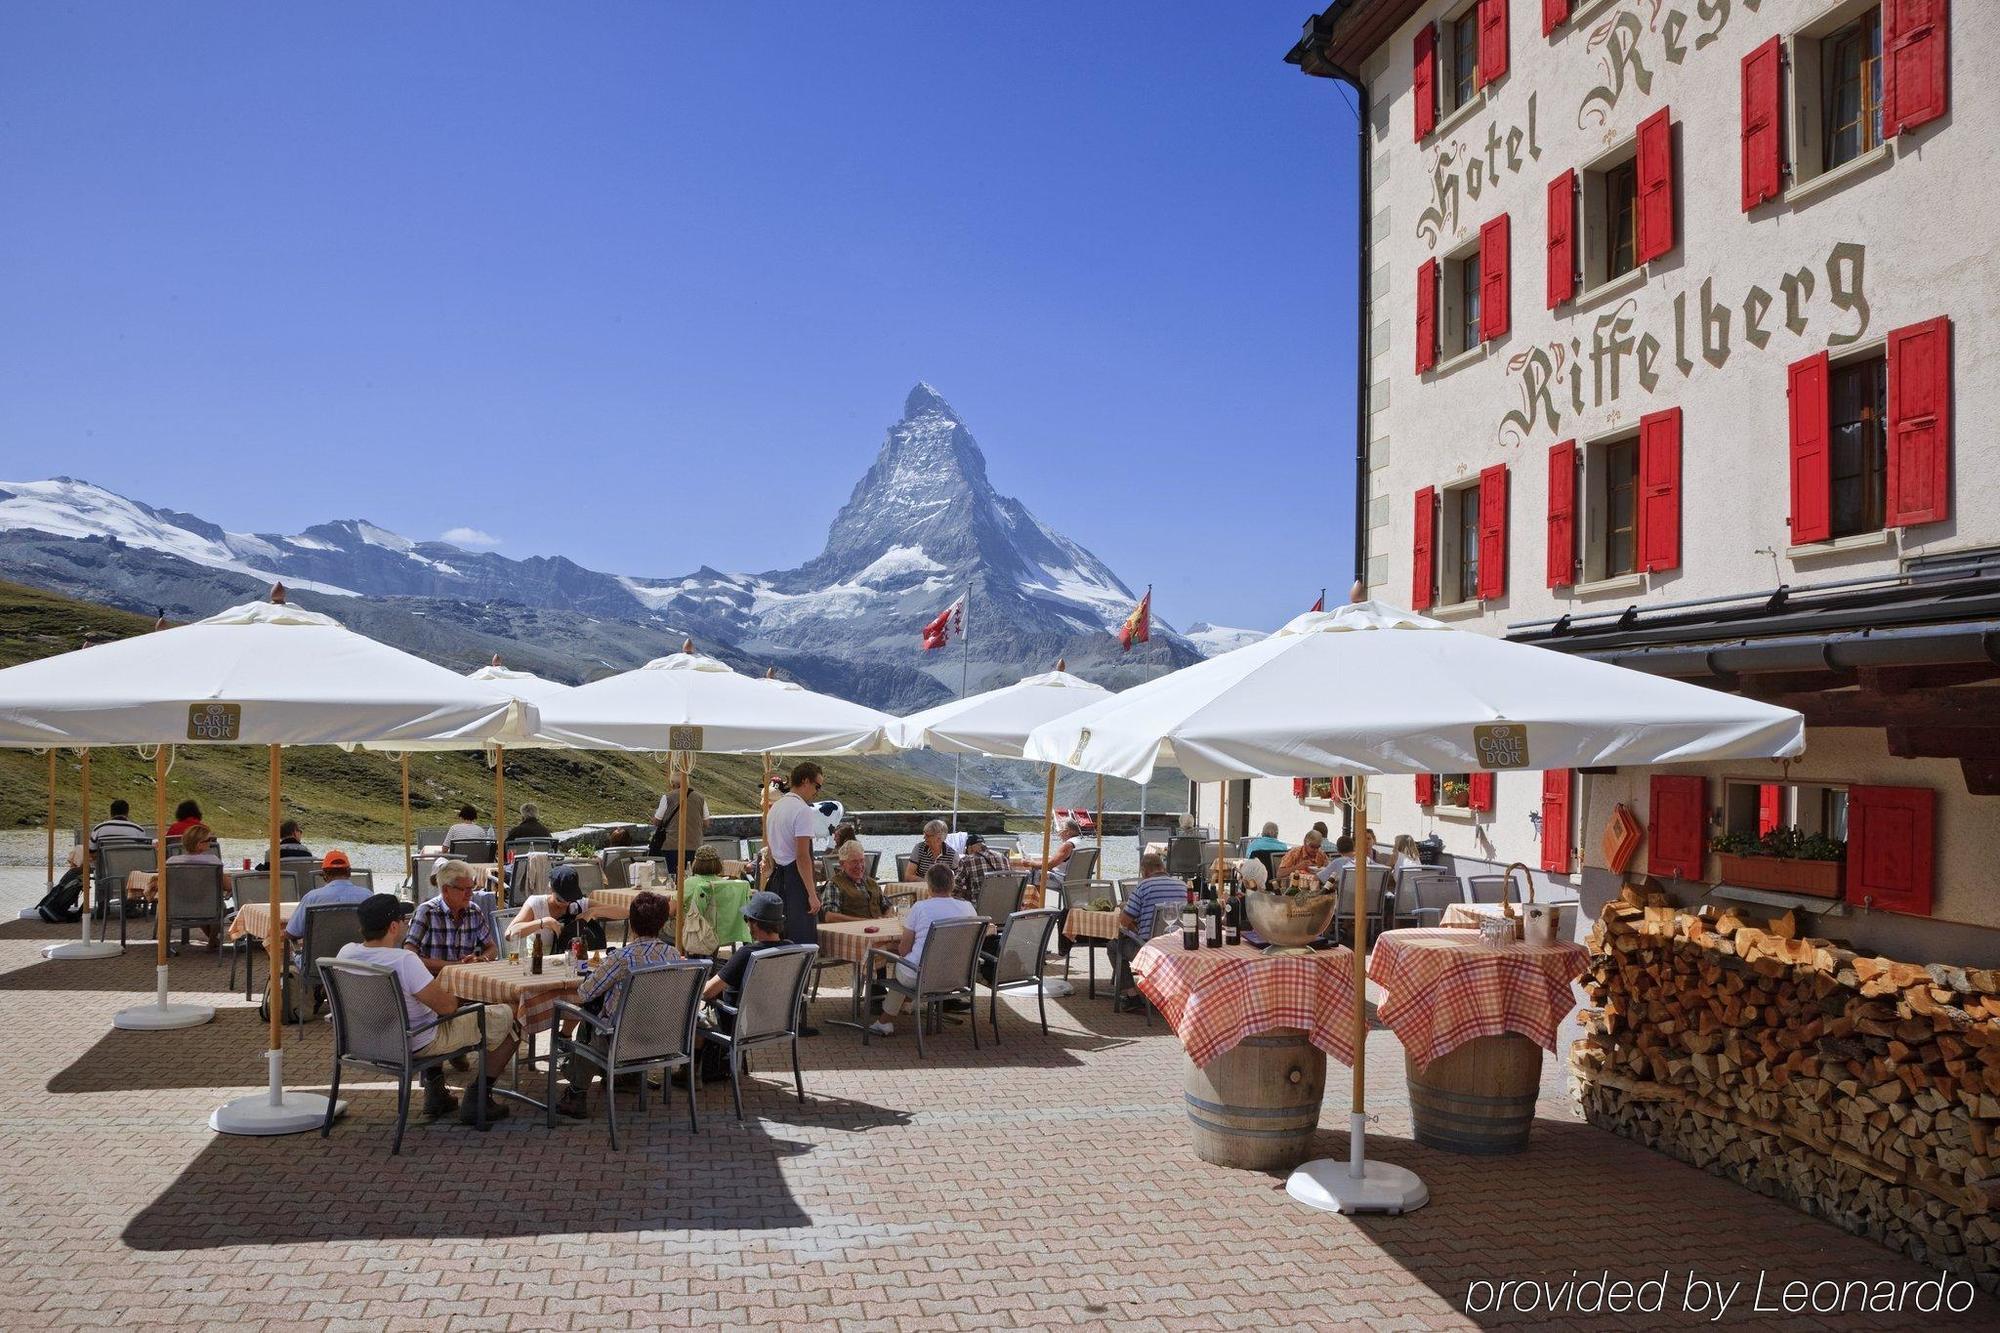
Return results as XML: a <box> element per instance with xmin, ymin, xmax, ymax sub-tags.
<box><xmin>951</xmin><ymin>586</ymin><xmax>971</xmax><ymax>832</ymax></box>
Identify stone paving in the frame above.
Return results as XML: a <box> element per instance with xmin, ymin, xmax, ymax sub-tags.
<box><xmin>0</xmin><ymin>875</ymin><xmax>1987</xmax><ymax>1331</ymax></box>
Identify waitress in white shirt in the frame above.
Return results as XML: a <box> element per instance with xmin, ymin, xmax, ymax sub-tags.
<box><xmin>765</xmin><ymin>761</ymin><xmax>824</xmax><ymax>951</ymax></box>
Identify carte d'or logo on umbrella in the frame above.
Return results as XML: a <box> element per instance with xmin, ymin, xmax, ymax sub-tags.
<box><xmin>1473</xmin><ymin>723</ymin><xmax>1529</xmax><ymax>769</ymax></box>
<box><xmin>187</xmin><ymin>702</ymin><xmax>242</xmax><ymax>741</ymax></box>
<box><xmin>668</xmin><ymin>725</ymin><xmax>703</xmax><ymax>752</ymax></box>
<box><xmin>1067</xmin><ymin>727</ymin><xmax>1091</xmax><ymax>768</ymax></box>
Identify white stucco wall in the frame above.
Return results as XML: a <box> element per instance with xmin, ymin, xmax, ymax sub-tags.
<box><xmin>1250</xmin><ymin>0</ymin><xmax>2000</xmax><ymax>948</ymax></box>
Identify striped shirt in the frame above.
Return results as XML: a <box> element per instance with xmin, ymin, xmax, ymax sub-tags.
<box><xmin>1121</xmin><ymin>875</ymin><xmax>1191</xmax><ymax>945</ymax></box>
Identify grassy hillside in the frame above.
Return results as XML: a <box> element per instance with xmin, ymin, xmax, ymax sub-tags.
<box><xmin>0</xmin><ymin>579</ymin><xmax>999</xmax><ymax>842</ymax></box>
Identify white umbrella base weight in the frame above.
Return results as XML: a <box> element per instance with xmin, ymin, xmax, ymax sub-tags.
<box><xmin>211</xmin><ymin>1050</ymin><xmax>345</xmax><ymax>1136</ymax></box>
<box><xmin>45</xmin><ymin>940</ymin><xmax>123</xmax><ymax>961</ymax></box>
<box><xmin>1287</xmin><ymin>1117</ymin><xmax>1429</xmax><ymax>1215</ymax></box>
<box><xmin>113</xmin><ymin>966</ymin><xmax>215</xmax><ymax>1030</ymax></box>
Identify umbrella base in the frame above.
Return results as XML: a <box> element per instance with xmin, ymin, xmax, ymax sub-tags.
<box><xmin>211</xmin><ymin>1092</ymin><xmax>340</xmax><ymax>1136</ymax></box>
<box><xmin>114</xmin><ymin>1001</ymin><xmax>215</xmax><ymax>1031</ymax></box>
<box><xmin>1287</xmin><ymin>1157</ymin><xmax>1429</xmax><ymax>1215</ymax></box>
<box><xmin>44</xmin><ymin>940</ymin><xmax>123</xmax><ymax>960</ymax></box>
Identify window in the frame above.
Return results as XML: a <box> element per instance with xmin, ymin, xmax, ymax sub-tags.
<box><xmin>1447</xmin><ymin>7</ymin><xmax>1480</xmax><ymax>115</ymax></box>
<box><xmin>1824</xmin><ymin>9</ymin><xmax>1883</xmax><ymax>170</ymax></box>
<box><xmin>1435</xmin><ymin>238</ymin><xmax>1481</xmax><ymax>361</ymax></box>
<box><xmin>1603</xmin><ymin>160</ymin><xmax>1638</xmax><ymax>281</ymax></box>
<box><xmin>1457</xmin><ymin>252</ymin><xmax>1481</xmax><ymax>356</ymax></box>
<box><xmin>1575</xmin><ymin>432</ymin><xmax>1639</xmax><ymax>582</ymax></box>
<box><xmin>1722</xmin><ymin>778</ymin><xmax>1848</xmax><ymax>845</ymax></box>
<box><xmin>1828</xmin><ymin>353</ymin><xmax>1887</xmax><ymax>537</ymax></box>
<box><xmin>1431</xmin><ymin>482</ymin><xmax>1481</xmax><ymax>605</ymax></box>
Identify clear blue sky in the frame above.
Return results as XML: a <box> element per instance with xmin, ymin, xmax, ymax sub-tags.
<box><xmin>0</xmin><ymin>2</ymin><xmax>1360</xmax><ymax>633</ymax></box>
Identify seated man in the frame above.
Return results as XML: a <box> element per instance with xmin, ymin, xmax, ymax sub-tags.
<box><xmin>284</xmin><ymin>849</ymin><xmax>372</xmax><ymax>946</ymax></box>
<box><xmin>1242</xmin><ymin>821</ymin><xmax>1289</xmax><ymax>857</ymax></box>
<box><xmin>556</xmin><ymin>890</ymin><xmax>680</xmax><ymax>1118</ymax></box>
<box><xmin>404</xmin><ymin>859</ymin><xmax>497</xmax><ymax>975</ymax></box>
<box><xmin>700</xmin><ymin>891</ymin><xmax>791</xmax><ymax>1034</ymax></box>
<box><xmin>90</xmin><ymin>798</ymin><xmax>147</xmax><ymax>851</ymax></box>
<box><xmin>256</xmin><ymin>819</ymin><xmax>314</xmax><ymax>870</ymax></box>
<box><xmin>866</xmin><ymin>865</ymin><xmax>978</xmax><ymax>1038</ymax></box>
<box><xmin>951</xmin><ymin>830</ymin><xmax>1010</xmax><ymax>902</ymax></box>
<box><xmin>336</xmin><ymin>893</ymin><xmax>516</xmax><ymax>1123</ymax></box>
<box><xmin>1315</xmin><ymin>834</ymin><xmax>1357</xmax><ymax>885</ymax></box>
<box><xmin>905</xmin><ymin>819</ymin><xmax>957</xmax><ymax>881</ymax></box>
<box><xmin>1277</xmin><ymin>829</ymin><xmax>1330</xmax><ymax>882</ymax></box>
<box><xmin>504</xmin><ymin>802</ymin><xmax>553</xmax><ymax>845</ymax></box>
<box><xmin>823</xmin><ymin>840</ymin><xmax>885</xmax><ymax>922</ymax></box>
<box><xmin>1112</xmin><ymin>852</ymin><xmax>1190</xmax><ymax>1011</ymax></box>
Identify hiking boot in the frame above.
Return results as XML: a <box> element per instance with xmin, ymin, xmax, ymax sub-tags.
<box><xmin>421</xmin><ymin>1076</ymin><xmax>458</xmax><ymax>1120</ymax></box>
<box><xmin>458</xmin><ymin>1091</ymin><xmax>510</xmax><ymax>1126</ymax></box>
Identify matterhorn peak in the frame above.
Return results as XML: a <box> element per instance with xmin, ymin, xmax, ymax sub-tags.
<box><xmin>902</xmin><ymin>381</ymin><xmax>955</xmax><ymax>420</ymax></box>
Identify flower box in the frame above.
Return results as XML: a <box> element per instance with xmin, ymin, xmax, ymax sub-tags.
<box><xmin>1715</xmin><ymin>852</ymin><xmax>1843</xmax><ymax>899</ymax></box>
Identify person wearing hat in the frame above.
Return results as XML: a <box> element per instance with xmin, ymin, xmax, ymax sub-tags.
<box><xmin>699</xmin><ymin>890</ymin><xmax>790</xmax><ymax>1031</ymax></box>
<box><xmin>283</xmin><ymin>850</ymin><xmax>372</xmax><ymax>942</ymax></box>
<box><xmin>505</xmin><ymin>863</ymin><xmax>605</xmax><ymax>953</ymax></box>
<box><xmin>950</xmin><ymin>830</ymin><xmax>1010</xmax><ymax>902</ymax></box>
<box><xmin>335</xmin><ymin>894</ymin><xmax>519</xmax><ymax>1124</ymax></box>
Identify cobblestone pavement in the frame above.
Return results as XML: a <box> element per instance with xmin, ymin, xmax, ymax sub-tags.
<box><xmin>0</xmin><ymin>890</ymin><xmax>1985</xmax><ymax>1331</ymax></box>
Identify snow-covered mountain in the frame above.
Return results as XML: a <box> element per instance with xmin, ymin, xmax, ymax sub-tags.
<box><xmin>0</xmin><ymin>385</ymin><xmax>1199</xmax><ymax>707</ymax></box>
<box><xmin>1184</xmin><ymin>622</ymin><xmax>1266</xmax><ymax>657</ymax></box>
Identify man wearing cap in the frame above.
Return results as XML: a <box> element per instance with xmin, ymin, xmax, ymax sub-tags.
<box><xmin>404</xmin><ymin>858</ymin><xmax>498</xmax><ymax>975</ymax></box>
<box><xmin>336</xmin><ymin>894</ymin><xmax>519</xmax><ymax>1123</ymax></box>
<box><xmin>951</xmin><ymin>831</ymin><xmax>1011</xmax><ymax>902</ymax></box>
<box><xmin>283</xmin><ymin>850</ymin><xmax>371</xmax><ymax>943</ymax></box>
<box><xmin>700</xmin><ymin>890</ymin><xmax>790</xmax><ymax>1032</ymax></box>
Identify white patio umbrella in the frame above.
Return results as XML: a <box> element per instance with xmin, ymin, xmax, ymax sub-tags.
<box><xmin>894</xmin><ymin>663</ymin><xmax>1110</xmax><ymax>903</ymax></box>
<box><xmin>0</xmin><ymin>593</ymin><xmax>537</xmax><ymax>1134</ymax></box>
<box><xmin>1024</xmin><ymin>600</ymin><xmax>1805</xmax><ymax>1214</ymax></box>
<box><xmin>535</xmin><ymin>646</ymin><xmax>900</xmax><ymax>947</ymax></box>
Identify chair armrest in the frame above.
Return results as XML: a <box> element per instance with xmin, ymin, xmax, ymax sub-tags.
<box><xmin>862</xmin><ymin>946</ymin><xmax>903</xmax><ymax>970</ymax></box>
<box><xmin>551</xmin><ymin>1000</ymin><xmax>605</xmax><ymax>1031</ymax></box>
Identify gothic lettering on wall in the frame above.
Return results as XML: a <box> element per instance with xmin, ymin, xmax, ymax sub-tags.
<box><xmin>1417</xmin><ymin>94</ymin><xmax>1541</xmax><ymax>250</ymax></box>
<box><xmin>1578</xmin><ymin>0</ymin><xmax>1761</xmax><ymax>129</ymax></box>
<box><xmin>1498</xmin><ymin>242</ymin><xmax>1866</xmax><ymax>446</ymax></box>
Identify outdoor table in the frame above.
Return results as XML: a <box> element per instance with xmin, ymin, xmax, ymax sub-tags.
<box><xmin>816</xmin><ymin>917</ymin><xmax>903</xmax><ymax>1032</ymax></box>
<box><xmin>1131</xmin><ymin>936</ymin><xmax>1357</xmax><ymax>1170</ymax></box>
<box><xmin>588</xmin><ymin>886</ymin><xmax>677</xmax><ymax>921</ymax></box>
<box><xmin>1438</xmin><ymin>900</ymin><xmax>1577</xmax><ymax>936</ymax></box>
<box><xmin>229</xmin><ymin>901</ymin><xmax>293</xmax><ymax>942</ymax></box>
<box><xmin>1368</xmin><ymin>927</ymin><xmax>1589</xmax><ymax>1155</ymax></box>
<box><xmin>1063</xmin><ymin>907</ymin><xmax>1124</xmax><ymax>998</ymax></box>
<box><xmin>439</xmin><ymin>956</ymin><xmax>584</xmax><ymax>1113</ymax></box>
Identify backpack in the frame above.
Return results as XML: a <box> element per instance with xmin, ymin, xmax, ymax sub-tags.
<box><xmin>37</xmin><ymin>869</ymin><xmax>84</xmax><ymax>924</ymax></box>
<box><xmin>257</xmin><ymin>954</ymin><xmax>313</xmax><ymax>1025</ymax></box>
<box><xmin>680</xmin><ymin>888</ymin><xmax>720</xmax><ymax>956</ymax></box>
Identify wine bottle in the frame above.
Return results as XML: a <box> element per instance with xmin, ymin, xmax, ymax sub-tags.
<box><xmin>1181</xmin><ymin>890</ymin><xmax>1199</xmax><ymax>950</ymax></box>
<box><xmin>530</xmin><ymin>933</ymin><xmax>544</xmax><ymax>976</ymax></box>
<box><xmin>1207</xmin><ymin>890</ymin><xmax>1223</xmax><ymax>948</ymax></box>
<box><xmin>1224</xmin><ymin>885</ymin><xmax>1241</xmax><ymax>947</ymax></box>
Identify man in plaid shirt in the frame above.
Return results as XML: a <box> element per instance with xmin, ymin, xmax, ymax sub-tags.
<box><xmin>405</xmin><ymin>859</ymin><xmax>498</xmax><ymax>975</ymax></box>
<box><xmin>951</xmin><ymin>831</ymin><xmax>1011</xmax><ymax>901</ymax></box>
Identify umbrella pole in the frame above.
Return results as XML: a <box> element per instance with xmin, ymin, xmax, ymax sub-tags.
<box><xmin>44</xmin><ymin>751</ymin><xmax>54</xmax><ymax>891</ymax></box>
<box><xmin>210</xmin><ymin>744</ymin><xmax>334</xmax><ymax>1133</ymax></box>
<box><xmin>400</xmin><ymin>754</ymin><xmax>412</xmax><ymax>892</ymax></box>
<box><xmin>674</xmin><ymin>755</ymin><xmax>690</xmax><ymax>952</ymax></box>
<box><xmin>759</xmin><ymin>754</ymin><xmax>772</xmax><ymax>889</ymax></box>
<box><xmin>1095</xmin><ymin>773</ymin><xmax>1104</xmax><ymax>881</ymax></box>
<box><xmin>46</xmin><ymin>749</ymin><xmax>120</xmax><ymax>960</ymax></box>
<box><xmin>114</xmin><ymin>747</ymin><xmax>213</xmax><ymax>1028</ymax></box>
<box><xmin>494</xmin><ymin>745</ymin><xmax>506</xmax><ymax>862</ymax></box>
<box><xmin>1282</xmin><ymin>771</ymin><xmax>1427</xmax><ymax>1215</ymax></box>
<box><xmin>1036</xmin><ymin>764</ymin><xmax>1056</xmax><ymax>910</ymax></box>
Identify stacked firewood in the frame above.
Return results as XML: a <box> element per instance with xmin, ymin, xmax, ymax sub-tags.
<box><xmin>1572</xmin><ymin>884</ymin><xmax>2000</xmax><ymax>1289</ymax></box>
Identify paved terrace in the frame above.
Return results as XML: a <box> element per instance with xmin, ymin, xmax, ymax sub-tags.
<box><xmin>0</xmin><ymin>887</ymin><xmax>1983</xmax><ymax>1330</ymax></box>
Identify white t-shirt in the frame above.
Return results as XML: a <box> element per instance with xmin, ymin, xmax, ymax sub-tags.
<box><xmin>336</xmin><ymin>942</ymin><xmax>438</xmax><ymax>1050</ymax></box>
<box><xmin>903</xmin><ymin>894</ymin><xmax>978</xmax><ymax>967</ymax></box>
<box><xmin>517</xmin><ymin>893</ymin><xmax>590</xmax><ymax>948</ymax></box>
<box><xmin>444</xmin><ymin>822</ymin><xmax>489</xmax><ymax>846</ymax></box>
<box><xmin>767</xmin><ymin>793</ymin><xmax>816</xmax><ymax>868</ymax></box>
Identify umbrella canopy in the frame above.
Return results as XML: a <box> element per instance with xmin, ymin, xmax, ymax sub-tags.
<box><xmin>892</xmin><ymin>667</ymin><xmax>1111</xmax><ymax>758</ymax></box>
<box><xmin>0</xmin><ymin>600</ymin><xmax>538</xmax><ymax>748</ymax></box>
<box><xmin>465</xmin><ymin>663</ymin><xmax>574</xmax><ymax>707</ymax></box>
<box><xmin>1023</xmin><ymin>601</ymin><xmax>1804</xmax><ymax>782</ymax></box>
<box><xmin>533</xmin><ymin>649</ymin><xmax>898</xmax><ymax>755</ymax></box>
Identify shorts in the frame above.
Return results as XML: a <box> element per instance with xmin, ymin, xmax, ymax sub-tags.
<box><xmin>416</xmin><ymin>1003</ymin><xmax>516</xmax><ymax>1057</ymax></box>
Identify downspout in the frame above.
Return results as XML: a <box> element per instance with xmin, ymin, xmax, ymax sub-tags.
<box><xmin>1347</xmin><ymin>75</ymin><xmax>1371</xmax><ymax>605</ymax></box>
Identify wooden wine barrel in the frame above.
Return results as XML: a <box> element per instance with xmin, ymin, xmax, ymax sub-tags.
<box><xmin>1182</xmin><ymin>1028</ymin><xmax>1326</xmax><ymax>1171</ymax></box>
<box><xmin>1405</xmin><ymin>1033</ymin><xmax>1544</xmax><ymax>1154</ymax></box>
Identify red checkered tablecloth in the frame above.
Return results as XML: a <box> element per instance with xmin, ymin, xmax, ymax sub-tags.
<box><xmin>1131</xmin><ymin>937</ymin><xmax>1358</xmax><ymax>1068</ymax></box>
<box><xmin>1368</xmin><ymin>927</ymin><xmax>1589</xmax><ymax>1072</ymax></box>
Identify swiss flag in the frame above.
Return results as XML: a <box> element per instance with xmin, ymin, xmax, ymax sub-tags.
<box><xmin>1117</xmin><ymin>588</ymin><xmax>1151</xmax><ymax>651</ymax></box>
<box><xmin>920</xmin><ymin>595</ymin><xmax>966</xmax><ymax>652</ymax></box>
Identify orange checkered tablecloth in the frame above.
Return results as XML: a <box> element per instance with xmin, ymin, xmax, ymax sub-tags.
<box><xmin>1131</xmin><ymin>936</ymin><xmax>1359</xmax><ymax>1069</ymax></box>
<box><xmin>587</xmin><ymin>887</ymin><xmax>677</xmax><ymax>922</ymax></box>
<box><xmin>228</xmin><ymin>902</ymin><xmax>293</xmax><ymax>941</ymax></box>
<box><xmin>815</xmin><ymin>917</ymin><xmax>903</xmax><ymax>968</ymax></box>
<box><xmin>439</xmin><ymin>958</ymin><xmax>579</xmax><ymax>1035</ymax></box>
<box><xmin>1063</xmin><ymin>908</ymin><xmax>1122</xmax><ymax>942</ymax></box>
<box><xmin>1367</xmin><ymin>927</ymin><xmax>1589</xmax><ymax>1072</ymax></box>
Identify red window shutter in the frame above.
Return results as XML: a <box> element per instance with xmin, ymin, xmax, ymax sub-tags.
<box><xmin>1415</xmin><ymin>258</ymin><xmax>1439</xmax><ymax>373</ymax></box>
<box><xmin>1787</xmin><ymin>351</ymin><xmax>1832</xmax><ymax>543</ymax></box>
<box><xmin>1635</xmin><ymin>108</ymin><xmax>1675</xmax><ymax>264</ymax></box>
<box><xmin>1637</xmin><ymin>407</ymin><xmax>1682</xmax><ymax>572</ymax></box>
<box><xmin>1479</xmin><ymin>214</ymin><xmax>1511</xmax><ymax>342</ymax></box>
<box><xmin>1542</xmin><ymin>0</ymin><xmax>1570</xmax><ymax>37</ymax></box>
<box><xmin>1293</xmin><ymin>778</ymin><xmax>1308</xmax><ymax>799</ymax></box>
<box><xmin>1757</xmin><ymin>783</ymin><xmax>1782</xmax><ymax>837</ymax></box>
<box><xmin>1883</xmin><ymin>0</ymin><xmax>1949</xmax><ymax>136</ymax></box>
<box><xmin>1740</xmin><ymin>37</ymin><xmax>1783</xmax><ymax>211</ymax></box>
<box><xmin>1546</xmin><ymin>170</ymin><xmax>1575</xmax><ymax>308</ymax></box>
<box><xmin>1546</xmin><ymin>439</ymin><xmax>1577</xmax><ymax>588</ymax></box>
<box><xmin>1478</xmin><ymin>0</ymin><xmax>1509</xmax><ymax>87</ymax></box>
<box><xmin>1847</xmin><ymin>785</ymin><xmax>1935</xmax><ymax>916</ymax></box>
<box><xmin>1540</xmin><ymin>769</ymin><xmax>1572</xmax><ymax>873</ymax></box>
<box><xmin>1647</xmin><ymin>774</ymin><xmax>1705</xmax><ymax>881</ymax></box>
<box><xmin>1468</xmin><ymin>771</ymin><xmax>1495</xmax><ymax>812</ymax></box>
<box><xmin>1412</xmin><ymin>486</ymin><xmax>1438</xmax><ymax>610</ymax></box>
<box><xmin>1415</xmin><ymin>773</ymin><xmax>1436</xmax><ymax>807</ymax></box>
<box><xmin>1476</xmin><ymin>462</ymin><xmax>1508</xmax><ymax>599</ymax></box>
<box><xmin>1886</xmin><ymin>316</ymin><xmax>1951</xmax><ymax>527</ymax></box>
<box><xmin>1413</xmin><ymin>24</ymin><xmax>1437</xmax><ymax>141</ymax></box>
<box><xmin>1329</xmin><ymin>777</ymin><xmax>1347</xmax><ymax>801</ymax></box>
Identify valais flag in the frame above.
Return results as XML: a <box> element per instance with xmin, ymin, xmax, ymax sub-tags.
<box><xmin>920</xmin><ymin>594</ymin><xmax>966</xmax><ymax>652</ymax></box>
<box><xmin>1116</xmin><ymin>588</ymin><xmax>1151</xmax><ymax>651</ymax></box>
